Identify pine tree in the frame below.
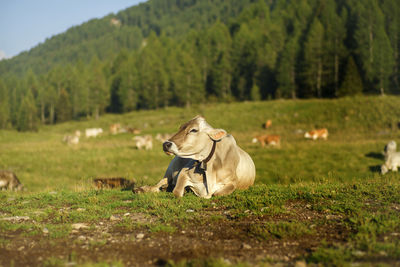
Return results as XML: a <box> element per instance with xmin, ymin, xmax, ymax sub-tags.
<box><xmin>87</xmin><ymin>56</ymin><xmax>109</xmax><ymax>119</ymax></box>
<box><xmin>319</xmin><ymin>0</ymin><xmax>348</xmax><ymax>96</ymax></box>
<box><xmin>380</xmin><ymin>0</ymin><xmax>400</xmax><ymax>92</ymax></box>
<box><xmin>231</xmin><ymin>23</ymin><xmax>257</xmax><ymax>100</ymax></box>
<box><xmin>302</xmin><ymin>18</ymin><xmax>325</xmax><ymax>98</ymax></box>
<box><xmin>353</xmin><ymin>0</ymin><xmax>395</xmax><ymax>94</ymax></box>
<box><xmin>276</xmin><ymin>33</ymin><xmax>300</xmax><ymax>99</ymax></box>
<box><xmin>172</xmin><ymin>49</ymin><xmax>203</xmax><ymax>108</ymax></box>
<box><xmin>337</xmin><ymin>56</ymin><xmax>363</xmax><ymax>97</ymax></box>
<box><xmin>250</xmin><ymin>82</ymin><xmax>261</xmax><ymax>101</ymax></box>
<box><xmin>17</xmin><ymin>89</ymin><xmax>39</xmax><ymax>132</ymax></box>
<box><xmin>0</xmin><ymin>79</ymin><xmax>10</xmax><ymax>129</ymax></box>
<box><xmin>275</xmin><ymin>0</ymin><xmax>313</xmax><ymax>99</ymax></box>
<box><xmin>56</xmin><ymin>88</ymin><xmax>72</xmax><ymax>122</ymax></box>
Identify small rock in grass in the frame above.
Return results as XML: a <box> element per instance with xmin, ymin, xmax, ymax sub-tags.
<box><xmin>0</xmin><ymin>216</ymin><xmax>30</xmax><ymax>222</ymax></box>
<box><xmin>242</xmin><ymin>243</ymin><xmax>252</xmax><ymax>249</ymax></box>
<box><xmin>352</xmin><ymin>250</ymin><xmax>365</xmax><ymax>257</ymax></box>
<box><xmin>124</xmin><ymin>213</ymin><xmax>130</xmax><ymax>217</ymax></box>
<box><xmin>42</xmin><ymin>227</ymin><xmax>49</xmax><ymax>234</ymax></box>
<box><xmin>186</xmin><ymin>209</ymin><xmax>194</xmax><ymax>213</ymax></box>
<box><xmin>76</xmin><ymin>208</ymin><xmax>86</xmax><ymax>212</ymax></box>
<box><xmin>71</xmin><ymin>223</ymin><xmax>89</xmax><ymax>230</ymax></box>
<box><xmin>136</xmin><ymin>233</ymin><xmax>145</xmax><ymax>239</ymax></box>
<box><xmin>110</xmin><ymin>215</ymin><xmax>120</xmax><ymax>221</ymax></box>
<box><xmin>295</xmin><ymin>261</ymin><xmax>307</xmax><ymax>267</ymax></box>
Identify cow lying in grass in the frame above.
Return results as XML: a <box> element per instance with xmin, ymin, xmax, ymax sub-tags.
<box><xmin>252</xmin><ymin>134</ymin><xmax>281</xmax><ymax>148</ymax></box>
<box><xmin>133</xmin><ymin>135</ymin><xmax>153</xmax><ymax>150</ymax></box>
<box><xmin>304</xmin><ymin>128</ymin><xmax>328</xmax><ymax>140</ymax></box>
<box><xmin>381</xmin><ymin>140</ymin><xmax>400</xmax><ymax>175</ymax></box>
<box><xmin>134</xmin><ymin>116</ymin><xmax>256</xmax><ymax>198</ymax></box>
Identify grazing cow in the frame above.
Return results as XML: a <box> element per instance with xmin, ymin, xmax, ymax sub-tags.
<box><xmin>85</xmin><ymin>128</ymin><xmax>103</xmax><ymax>138</ymax></box>
<box><xmin>93</xmin><ymin>177</ymin><xmax>134</xmax><ymax>189</ymax></box>
<box><xmin>252</xmin><ymin>134</ymin><xmax>281</xmax><ymax>148</ymax></box>
<box><xmin>0</xmin><ymin>171</ymin><xmax>24</xmax><ymax>191</ymax></box>
<box><xmin>134</xmin><ymin>116</ymin><xmax>256</xmax><ymax>198</ymax></box>
<box><xmin>109</xmin><ymin>123</ymin><xmax>121</xmax><ymax>135</ymax></box>
<box><xmin>304</xmin><ymin>128</ymin><xmax>328</xmax><ymax>140</ymax></box>
<box><xmin>126</xmin><ymin>127</ymin><xmax>141</xmax><ymax>134</ymax></box>
<box><xmin>133</xmin><ymin>135</ymin><xmax>153</xmax><ymax>150</ymax></box>
<box><xmin>63</xmin><ymin>130</ymin><xmax>80</xmax><ymax>145</ymax></box>
<box><xmin>381</xmin><ymin>140</ymin><xmax>400</xmax><ymax>175</ymax></box>
<box><xmin>262</xmin><ymin>120</ymin><xmax>272</xmax><ymax>129</ymax></box>
<box><xmin>155</xmin><ymin>133</ymin><xmax>172</xmax><ymax>143</ymax></box>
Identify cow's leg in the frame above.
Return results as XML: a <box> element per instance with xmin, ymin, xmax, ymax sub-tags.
<box><xmin>213</xmin><ymin>184</ymin><xmax>236</xmax><ymax>197</ymax></box>
<box><xmin>393</xmin><ymin>165</ymin><xmax>398</xmax><ymax>172</ymax></box>
<box><xmin>172</xmin><ymin>172</ymin><xmax>190</xmax><ymax>197</ymax></box>
<box><xmin>134</xmin><ymin>178</ymin><xmax>168</xmax><ymax>194</ymax></box>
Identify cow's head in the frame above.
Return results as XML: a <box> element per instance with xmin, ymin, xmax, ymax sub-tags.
<box><xmin>384</xmin><ymin>140</ymin><xmax>397</xmax><ymax>154</ymax></box>
<box><xmin>163</xmin><ymin>116</ymin><xmax>226</xmax><ymax>161</ymax></box>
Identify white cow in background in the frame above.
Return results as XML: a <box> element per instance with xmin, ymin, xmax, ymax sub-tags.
<box><xmin>85</xmin><ymin>128</ymin><xmax>103</xmax><ymax>138</ymax></box>
<box><xmin>381</xmin><ymin>140</ymin><xmax>400</xmax><ymax>175</ymax></box>
<box><xmin>133</xmin><ymin>135</ymin><xmax>153</xmax><ymax>150</ymax></box>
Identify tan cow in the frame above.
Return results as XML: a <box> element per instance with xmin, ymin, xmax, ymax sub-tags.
<box><xmin>133</xmin><ymin>135</ymin><xmax>153</xmax><ymax>150</ymax></box>
<box><xmin>110</xmin><ymin>123</ymin><xmax>121</xmax><ymax>135</ymax></box>
<box><xmin>63</xmin><ymin>130</ymin><xmax>80</xmax><ymax>145</ymax></box>
<box><xmin>304</xmin><ymin>128</ymin><xmax>328</xmax><ymax>140</ymax></box>
<box><xmin>155</xmin><ymin>133</ymin><xmax>173</xmax><ymax>143</ymax></box>
<box><xmin>134</xmin><ymin>116</ymin><xmax>256</xmax><ymax>198</ymax></box>
<box><xmin>263</xmin><ymin>119</ymin><xmax>272</xmax><ymax>129</ymax></box>
<box><xmin>252</xmin><ymin>134</ymin><xmax>281</xmax><ymax>148</ymax></box>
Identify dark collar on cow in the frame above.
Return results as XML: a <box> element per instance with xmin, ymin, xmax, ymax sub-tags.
<box><xmin>200</xmin><ymin>141</ymin><xmax>217</xmax><ymax>170</ymax></box>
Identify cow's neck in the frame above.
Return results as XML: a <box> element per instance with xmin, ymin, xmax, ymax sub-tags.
<box><xmin>198</xmin><ymin>140</ymin><xmax>217</xmax><ymax>195</ymax></box>
<box><xmin>201</xmin><ymin>140</ymin><xmax>217</xmax><ymax>167</ymax></box>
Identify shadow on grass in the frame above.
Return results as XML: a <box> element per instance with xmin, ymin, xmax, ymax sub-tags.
<box><xmin>369</xmin><ymin>165</ymin><xmax>382</xmax><ymax>173</ymax></box>
<box><xmin>365</xmin><ymin>152</ymin><xmax>384</xmax><ymax>160</ymax></box>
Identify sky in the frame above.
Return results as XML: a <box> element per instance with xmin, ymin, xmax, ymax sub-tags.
<box><xmin>0</xmin><ymin>0</ymin><xmax>147</xmax><ymax>60</ymax></box>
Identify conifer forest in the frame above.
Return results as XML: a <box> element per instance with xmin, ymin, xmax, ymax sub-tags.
<box><xmin>0</xmin><ymin>0</ymin><xmax>398</xmax><ymax>131</ymax></box>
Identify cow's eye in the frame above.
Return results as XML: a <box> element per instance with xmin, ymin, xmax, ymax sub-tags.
<box><xmin>190</xmin><ymin>128</ymin><xmax>198</xmax><ymax>133</ymax></box>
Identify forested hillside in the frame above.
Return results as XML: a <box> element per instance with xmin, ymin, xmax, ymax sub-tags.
<box><xmin>0</xmin><ymin>0</ymin><xmax>399</xmax><ymax>131</ymax></box>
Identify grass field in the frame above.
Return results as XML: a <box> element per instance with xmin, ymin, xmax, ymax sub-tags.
<box><xmin>1</xmin><ymin>96</ymin><xmax>400</xmax><ymax>266</ymax></box>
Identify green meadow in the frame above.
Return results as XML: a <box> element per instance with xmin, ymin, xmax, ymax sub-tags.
<box><xmin>1</xmin><ymin>96</ymin><xmax>400</xmax><ymax>266</ymax></box>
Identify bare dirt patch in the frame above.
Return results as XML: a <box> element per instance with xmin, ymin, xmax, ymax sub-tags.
<box><xmin>0</xmin><ymin>201</ymin><xmax>351</xmax><ymax>266</ymax></box>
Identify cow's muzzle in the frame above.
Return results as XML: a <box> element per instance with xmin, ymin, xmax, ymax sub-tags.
<box><xmin>163</xmin><ymin>141</ymin><xmax>174</xmax><ymax>155</ymax></box>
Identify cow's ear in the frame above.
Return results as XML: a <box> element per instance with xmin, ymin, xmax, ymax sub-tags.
<box><xmin>206</xmin><ymin>128</ymin><xmax>227</xmax><ymax>141</ymax></box>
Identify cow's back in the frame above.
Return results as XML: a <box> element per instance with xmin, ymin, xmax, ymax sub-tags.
<box><xmin>235</xmin><ymin>146</ymin><xmax>256</xmax><ymax>189</ymax></box>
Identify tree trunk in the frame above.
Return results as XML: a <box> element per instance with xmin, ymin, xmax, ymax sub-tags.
<box><xmin>186</xmin><ymin>76</ymin><xmax>191</xmax><ymax>108</ymax></box>
<box><xmin>41</xmin><ymin>102</ymin><xmax>45</xmax><ymax>124</ymax></box>
<box><xmin>317</xmin><ymin>59</ymin><xmax>322</xmax><ymax>98</ymax></box>
<box><xmin>95</xmin><ymin>106</ymin><xmax>99</xmax><ymax>120</ymax></box>
<box><xmin>380</xmin><ymin>66</ymin><xmax>385</xmax><ymax>95</ymax></box>
<box><xmin>369</xmin><ymin>24</ymin><xmax>374</xmax><ymax>64</ymax></box>
<box><xmin>334</xmin><ymin>38</ymin><xmax>339</xmax><ymax>95</ymax></box>
<box><xmin>50</xmin><ymin>103</ymin><xmax>55</xmax><ymax>124</ymax></box>
<box><xmin>291</xmin><ymin>66</ymin><xmax>296</xmax><ymax>99</ymax></box>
